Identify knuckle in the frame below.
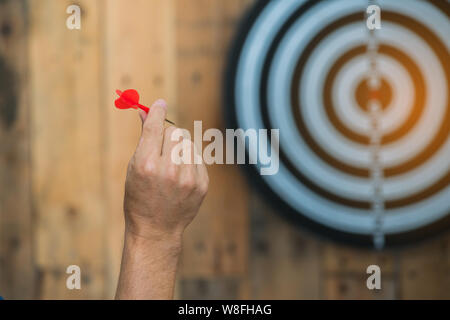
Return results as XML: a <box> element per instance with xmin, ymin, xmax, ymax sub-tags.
<box><xmin>180</xmin><ymin>173</ymin><xmax>196</xmax><ymax>191</ymax></box>
<box><xmin>136</xmin><ymin>161</ymin><xmax>157</xmax><ymax>177</ymax></box>
<box><xmin>199</xmin><ymin>179</ymin><xmax>209</xmax><ymax>196</ymax></box>
<box><xmin>164</xmin><ymin>165</ymin><xmax>178</xmax><ymax>183</ymax></box>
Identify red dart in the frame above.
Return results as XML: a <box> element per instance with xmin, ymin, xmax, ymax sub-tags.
<box><xmin>115</xmin><ymin>89</ymin><xmax>149</xmax><ymax>112</ymax></box>
<box><xmin>115</xmin><ymin>89</ymin><xmax>174</xmax><ymax>124</ymax></box>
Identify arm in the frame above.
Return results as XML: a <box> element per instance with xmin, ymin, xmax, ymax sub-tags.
<box><xmin>115</xmin><ymin>99</ymin><xmax>209</xmax><ymax>299</ymax></box>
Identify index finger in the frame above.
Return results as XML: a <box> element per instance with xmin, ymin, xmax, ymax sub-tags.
<box><xmin>135</xmin><ymin>99</ymin><xmax>167</xmax><ymax>161</ymax></box>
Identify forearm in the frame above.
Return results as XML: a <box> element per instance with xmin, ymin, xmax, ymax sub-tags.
<box><xmin>115</xmin><ymin>226</ymin><xmax>183</xmax><ymax>300</ymax></box>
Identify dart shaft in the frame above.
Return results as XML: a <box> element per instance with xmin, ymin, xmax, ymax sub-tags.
<box><xmin>137</xmin><ymin>104</ymin><xmax>175</xmax><ymax>125</ymax></box>
<box><xmin>137</xmin><ymin>103</ymin><xmax>149</xmax><ymax>113</ymax></box>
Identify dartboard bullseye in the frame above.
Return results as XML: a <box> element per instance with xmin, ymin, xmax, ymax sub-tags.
<box><xmin>224</xmin><ymin>0</ymin><xmax>450</xmax><ymax>246</ymax></box>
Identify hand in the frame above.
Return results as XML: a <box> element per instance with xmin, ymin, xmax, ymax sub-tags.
<box><xmin>123</xmin><ymin>99</ymin><xmax>209</xmax><ymax>243</ymax></box>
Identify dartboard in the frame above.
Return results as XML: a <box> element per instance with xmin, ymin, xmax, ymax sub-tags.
<box><xmin>224</xmin><ymin>0</ymin><xmax>450</xmax><ymax>247</ymax></box>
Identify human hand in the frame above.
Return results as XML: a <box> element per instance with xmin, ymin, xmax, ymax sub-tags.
<box><xmin>123</xmin><ymin>99</ymin><xmax>209</xmax><ymax>244</ymax></box>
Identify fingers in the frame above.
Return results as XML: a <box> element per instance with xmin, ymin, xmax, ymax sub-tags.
<box><xmin>196</xmin><ymin>158</ymin><xmax>208</xmax><ymax>186</ymax></box>
<box><xmin>160</xmin><ymin>125</ymin><xmax>209</xmax><ymax>196</ymax></box>
<box><xmin>179</xmin><ymin>140</ymin><xmax>196</xmax><ymax>186</ymax></box>
<box><xmin>162</xmin><ymin>126</ymin><xmax>180</xmax><ymax>158</ymax></box>
<box><xmin>161</xmin><ymin>127</ymin><xmax>196</xmax><ymax>169</ymax></box>
<box><xmin>161</xmin><ymin>127</ymin><xmax>205</xmax><ymax>169</ymax></box>
<box><xmin>165</xmin><ymin>128</ymin><xmax>208</xmax><ymax>193</ymax></box>
<box><xmin>193</xmin><ymin>140</ymin><xmax>208</xmax><ymax>194</ymax></box>
<box><xmin>179</xmin><ymin>131</ymin><xmax>200</xmax><ymax>170</ymax></box>
<box><xmin>135</xmin><ymin>99</ymin><xmax>167</xmax><ymax>162</ymax></box>
<box><xmin>181</xmin><ymin>130</ymin><xmax>196</xmax><ymax>166</ymax></box>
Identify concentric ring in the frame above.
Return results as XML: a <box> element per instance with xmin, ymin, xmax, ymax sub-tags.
<box><xmin>225</xmin><ymin>0</ymin><xmax>450</xmax><ymax>245</ymax></box>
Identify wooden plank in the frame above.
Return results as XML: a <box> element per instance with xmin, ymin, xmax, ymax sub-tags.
<box><xmin>322</xmin><ymin>233</ymin><xmax>450</xmax><ymax>300</ymax></box>
<box><xmin>324</xmin><ymin>273</ymin><xmax>396</xmax><ymax>300</ymax></box>
<box><xmin>248</xmin><ymin>192</ymin><xmax>322</xmax><ymax>299</ymax></box>
<box><xmin>323</xmin><ymin>244</ymin><xmax>396</xmax><ymax>274</ymax></box>
<box><xmin>323</xmin><ymin>244</ymin><xmax>398</xmax><ymax>299</ymax></box>
<box><xmin>175</xmin><ymin>0</ymin><xmax>251</xmax><ymax>286</ymax></box>
<box><xmin>102</xmin><ymin>0</ymin><xmax>177</xmax><ymax>298</ymax></box>
<box><xmin>322</xmin><ymin>235</ymin><xmax>398</xmax><ymax>299</ymax></box>
<box><xmin>179</xmin><ymin>277</ymin><xmax>243</xmax><ymax>300</ymax></box>
<box><xmin>34</xmin><ymin>265</ymin><xmax>104</xmax><ymax>300</ymax></box>
<box><xmin>398</xmin><ymin>234</ymin><xmax>450</xmax><ymax>299</ymax></box>
<box><xmin>29</xmin><ymin>0</ymin><xmax>105</xmax><ymax>299</ymax></box>
<box><xmin>0</xmin><ymin>0</ymin><xmax>35</xmax><ymax>299</ymax></box>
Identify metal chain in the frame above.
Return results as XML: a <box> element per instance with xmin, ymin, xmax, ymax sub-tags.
<box><xmin>366</xmin><ymin>0</ymin><xmax>385</xmax><ymax>249</ymax></box>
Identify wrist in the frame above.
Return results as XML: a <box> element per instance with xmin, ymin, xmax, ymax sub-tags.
<box><xmin>124</xmin><ymin>219</ymin><xmax>184</xmax><ymax>254</ymax></box>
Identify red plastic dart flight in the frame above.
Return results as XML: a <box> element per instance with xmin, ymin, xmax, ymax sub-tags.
<box><xmin>115</xmin><ymin>89</ymin><xmax>174</xmax><ymax>124</ymax></box>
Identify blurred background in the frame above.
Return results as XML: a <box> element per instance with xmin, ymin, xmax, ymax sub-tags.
<box><xmin>0</xmin><ymin>0</ymin><xmax>449</xmax><ymax>299</ymax></box>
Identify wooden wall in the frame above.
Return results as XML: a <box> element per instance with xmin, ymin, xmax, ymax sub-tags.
<box><xmin>0</xmin><ymin>0</ymin><xmax>448</xmax><ymax>299</ymax></box>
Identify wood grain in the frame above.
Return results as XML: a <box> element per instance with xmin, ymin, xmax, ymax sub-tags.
<box><xmin>249</xmin><ymin>192</ymin><xmax>322</xmax><ymax>299</ymax></box>
<box><xmin>29</xmin><ymin>0</ymin><xmax>105</xmax><ymax>299</ymax></box>
<box><xmin>398</xmin><ymin>235</ymin><xmax>450</xmax><ymax>299</ymax></box>
<box><xmin>0</xmin><ymin>0</ymin><xmax>34</xmax><ymax>300</ymax></box>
